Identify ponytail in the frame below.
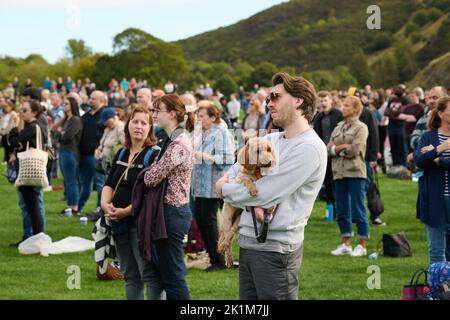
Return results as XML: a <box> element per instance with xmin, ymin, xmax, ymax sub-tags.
<box><xmin>428</xmin><ymin>97</ymin><xmax>450</xmax><ymax>130</ymax></box>
<box><xmin>185</xmin><ymin>111</ymin><xmax>195</xmax><ymax>133</ymax></box>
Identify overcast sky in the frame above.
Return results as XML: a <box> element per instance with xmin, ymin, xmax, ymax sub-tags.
<box><xmin>0</xmin><ymin>0</ymin><xmax>287</xmax><ymax>63</ymax></box>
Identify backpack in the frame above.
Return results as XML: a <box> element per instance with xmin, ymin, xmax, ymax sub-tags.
<box><xmin>429</xmin><ymin>261</ymin><xmax>450</xmax><ymax>299</ymax></box>
<box><xmin>116</xmin><ymin>145</ymin><xmax>160</xmax><ymax>168</ymax></box>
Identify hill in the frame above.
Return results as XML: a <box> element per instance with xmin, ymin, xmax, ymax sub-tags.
<box><xmin>178</xmin><ymin>0</ymin><xmax>450</xmax><ymax>88</ymax></box>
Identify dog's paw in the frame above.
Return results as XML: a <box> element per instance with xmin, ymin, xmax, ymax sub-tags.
<box><xmin>249</xmin><ymin>188</ymin><xmax>258</xmax><ymax>197</ymax></box>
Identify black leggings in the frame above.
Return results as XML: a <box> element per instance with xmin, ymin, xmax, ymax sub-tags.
<box><xmin>195</xmin><ymin>197</ymin><xmax>225</xmax><ymax>266</ymax></box>
<box><xmin>18</xmin><ymin>186</ymin><xmax>43</xmax><ymax>235</ymax></box>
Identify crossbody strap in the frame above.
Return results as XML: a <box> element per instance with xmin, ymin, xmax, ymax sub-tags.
<box><xmin>112</xmin><ymin>148</ymin><xmax>145</xmax><ymax>198</ymax></box>
<box><xmin>248</xmin><ymin>206</ymin><xmax>278</xmax><ymax>243</ymax></box>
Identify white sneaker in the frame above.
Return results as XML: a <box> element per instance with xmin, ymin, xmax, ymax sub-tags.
<box><xmin>350</xmin><ymin>244</ymin><xmax>367</xmax><ymax>257</ymax></box>
<box><xmin>331</xmin><ymin>243</ymin><xmax>353</xmax><ymax>256</ymax></box>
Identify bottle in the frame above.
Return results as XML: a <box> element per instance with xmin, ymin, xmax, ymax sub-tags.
<box><xmin>324</xmin><ymin>203</ymin><xmax>334</xmax><ymax>222</ymax></box>
<box><xmin>368</xmin><ymin>252</ymin><xmax>378</xmax><ymax>260</ymax></box>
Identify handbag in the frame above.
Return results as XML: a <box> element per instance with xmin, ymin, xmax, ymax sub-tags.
<box><xmin>15</xmin><ymin>124</ymin><xmax>49</xmax><ymax>188</ymax></box>
<box><xmin>96</xmin><ymin>261</ymin><xmax>123</xmax><ymax>281</ymax></box>
<box><xmin>95</xmin><ymin>156</ymin><xmax>110</xmax><ymax>175</ymax></box>
<box><xmin>401</xmin><ymin>269</ymin><xmax>430</xmax><ymax>300</ymax></box>
<box><xmin>367</xmin><ymin>172</ymin><xmax>384</xmax><ymax>216</ymax></box>
<box><xmin>377</xmin><ymin>232</ymin><xmax>412</xmax><ymax>257</ymax></box>
<box><xmin>7</xmin><ymin>161</ymin><xmax>18</xmax><ymax>183</ymax></box>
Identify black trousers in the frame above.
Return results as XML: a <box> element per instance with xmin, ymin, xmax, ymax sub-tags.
<box><xmin>195</xmin><ymin>197</ymin><xmax>225</xmax><ymax>266</ymax></box>
<box><xmin>324</xmin><ymin>157</ymin><xmax>336</xmax><ymax>205</ymax></box>
<box><xmin>389</xmin><ymin>130</ymin><xmax>406</xmax><ymax>167</ymax></box>
<box><xmin>18</xmin><ymin>186</ymin><xmax>43</xmax><ymax>235</ymax></box>
<box><xmin>1</xmin><ymin>135</ymin><xmax>12</xmax><ymax>162</ymax></box>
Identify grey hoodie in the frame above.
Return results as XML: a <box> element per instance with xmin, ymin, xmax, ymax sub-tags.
<box><xmin>222</xmin><ymin>129</ymin><xmax>327</xmax><ymax>252</ymax></box>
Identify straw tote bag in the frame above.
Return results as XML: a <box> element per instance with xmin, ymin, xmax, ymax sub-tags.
<box><xmin>15</xmin><ymin>124</ymin><xmax>49</xmax><ymax>188</ymax></box>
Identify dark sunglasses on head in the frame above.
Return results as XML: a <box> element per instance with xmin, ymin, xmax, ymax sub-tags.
<box><xmin>265</xmin><ymin>92</ymin><xmax>281</xmax><ymax>105</ymax></box>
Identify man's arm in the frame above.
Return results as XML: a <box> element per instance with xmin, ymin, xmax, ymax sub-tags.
<box><xmin>222</xmin><ymin>144</ymin><xmax>322</xmax><ymax>209</ymax></box>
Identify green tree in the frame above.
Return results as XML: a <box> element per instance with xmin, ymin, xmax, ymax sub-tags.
<box><xmin>249</xmin><ymin>62</ymin><xmax>278</xmax><ymax>87</ymax></box>
<box><xmin>234</xmin><ymin>62</ymin><xmax>254</xmax><ymax>87</ymax></box>
<box><xmin>334</xmin><ymin>66</ymin><xmax>357</xmax><ymax>89</ymax></box>
<box><xmin>65</xmin><ymin>39</ymin><xmax>92</xmax><ymax>61</ymax></box>
<box><xmin>349</xmin><ymin>50</ymin><xmax>372</xmax><ymax>86</ymax></box>
<box><xmin>112</xmin><ymin>28</ymin><xmax>162</xmax><ymax>53</ymax></box>
<box><xmin>306</xmin><ymin>70</ymin><xmax>338</xmax><ymax>91</ymax></box>
<box><xmin>373</xmin><ymin>53</ymin><xmax>399</xmax><ymax>88</ymax></box>
<box><xmin>215</xmin><ymin>74</ymin><xmax>237</xmax><ymax>96</ymax></box>
<box><xmin>393</xmin><ymin>39</ymin><xmax>417</xmax><ymax>83</ymax></box>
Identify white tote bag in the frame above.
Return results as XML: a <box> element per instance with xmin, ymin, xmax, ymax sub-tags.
<box><xmin>15</xmin><ymin>124</ymin><xmax>49</xmax><ymax>188</ymax></box>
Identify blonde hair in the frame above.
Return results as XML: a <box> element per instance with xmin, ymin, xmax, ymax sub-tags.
<box><xmin>345</xmin><ymin>96</ymin><xmax>363</xmax><ymax>117</ymax></box>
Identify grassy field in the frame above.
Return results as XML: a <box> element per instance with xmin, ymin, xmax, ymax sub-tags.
<box><xmin>0</xmin><ymin>151</ymin><xmax>428</xmax><ymax>300</ymax></box>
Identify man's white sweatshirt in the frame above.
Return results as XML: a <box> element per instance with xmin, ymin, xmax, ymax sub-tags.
<box><xmin>222</xmin><ymin>129</ymin><xmax>327</xmax><ymax>252</ymax></box>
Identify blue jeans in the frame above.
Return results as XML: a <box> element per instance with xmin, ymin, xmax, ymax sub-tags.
<box><xmin>150</xmin><ymin>204</ymin><xmax>192</xmax><ymax>300</ymax></box>
<box><xmin>335</xmin><ymin>178</ymin><xmax>370</xmax><ymax>239</ymax></box>
<box><xmin>18</xmin><ymin>188</ymin><xmax>45</xmax><ymax>239</ymax></box>
<box><xmin>425</xmin><ymin>196</ymin><xmax>450</xmax><ymax>264</ymax></box>
<box><xmin>78</xmin><ymin>154</ymin><xmax>105</xmax><ymax>212</ymax></box>
<box><xmin>59</xmin><ymin>149</ymin><xmax>80</xmax><ymax>207</ymax></box>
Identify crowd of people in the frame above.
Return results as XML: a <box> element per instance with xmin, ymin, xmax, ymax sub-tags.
<box><xmin>1</xmin><ymin>73</ymin><xmax>450</xmax><ymax>300</ymax></box>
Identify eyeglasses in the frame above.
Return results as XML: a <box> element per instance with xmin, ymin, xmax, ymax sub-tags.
<box><xmin>153</xmin><ymin>109</ymin><xmax>170</xmax><ymax>115</ymax></box>
<box><xmin>265</xmin><ymin>92</ymin><xmax>282</xmax><ymax>105</ymax></box>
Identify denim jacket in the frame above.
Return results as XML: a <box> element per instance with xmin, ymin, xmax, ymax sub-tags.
<box><xmin>192</xmin><ymin>124</ymin><xmax>235</xmax><ymax>198</ymax></box>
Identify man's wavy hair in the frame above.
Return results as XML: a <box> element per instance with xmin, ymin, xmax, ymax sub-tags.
<box><xmin>272</xmin><ymin>72</ymin><xmax>317</xmax><ymax>123</ymax></box>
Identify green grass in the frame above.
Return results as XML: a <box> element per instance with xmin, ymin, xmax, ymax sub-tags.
<box><xmin>0</xmin><ymin>150</ymin><xmax>428</xmax><ymax>300</ymax></box>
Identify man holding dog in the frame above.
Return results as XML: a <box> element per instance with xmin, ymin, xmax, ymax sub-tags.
<box><xmin>216</xmin><ymin>72</ymin><xmax>327</xmax><ymax>300</ymax></box>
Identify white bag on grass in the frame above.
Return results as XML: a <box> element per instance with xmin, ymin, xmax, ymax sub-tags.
<box><xmin>41</xmin><ymin>236</ymin><xmax>95</xmax><ymax>256</ymax></box>
<box><xmin>18</xmin><ymin>232</ymin><xmax>52</xmax><ymax>255</ymax></box>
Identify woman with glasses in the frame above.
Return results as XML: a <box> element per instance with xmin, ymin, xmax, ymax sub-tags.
<box><xmin>8</xmin><ymin>99</ymin><xmax>47</xmax><ymax>241</ymax></box>
<box><xmin>143</xmin><ymin>94</ymin><xmax>195</xmax><ymax>300</ymax></box>
<box><xmin>52</xmin><ymin>97</ymin><xmax>83</xmax><ymax>215</ymax></box>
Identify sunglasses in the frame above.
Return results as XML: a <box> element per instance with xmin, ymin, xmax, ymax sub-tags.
<box><xmin>265</xmin><ymin>92</ymin><xmax>281</xmax><ymax>105</ymax></box>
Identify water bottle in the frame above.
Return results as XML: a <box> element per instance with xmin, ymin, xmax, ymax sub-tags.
<box><xmin>368</xmin><ymin>252</ymin><xmax>378</xmax><ymax>260</ymax></box>
<box><xmin>324</xmin><ymin>203</ymin><xmax>334</xmax><ymax>222</ymax></box>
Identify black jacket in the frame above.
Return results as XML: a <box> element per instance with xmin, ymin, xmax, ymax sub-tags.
<box><xmin>313</xmin><ymin>108</ymin><xmax>343</xmax><ymax>144</ymax></box>
<box><xmin>79</xmin><ymin>108</ymin><xmax>105</xmax><ymax>156</ymax></box>
<box><xmin>359</xmin><ymin>107</ymin><xmax>379</xmax><ymax>162</ymax></box>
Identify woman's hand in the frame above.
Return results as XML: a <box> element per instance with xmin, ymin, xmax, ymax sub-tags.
<box><xmin>107</xmin><ymin>207</ymin><xmax>129</xmax><ymax>222</ymax></box>
<box><xmin>94</xmin><ymin>148</ymin><xmax>102</xmax><ymax>160</ymax></box>
<box><xmin>421</xmin><ymin>144</ymin><xmax>435</xmax><ymax>154</ymax></box>
<box><xmin>9</xmin><ymin>154</ymin><xmax>16</xmax><ymax>165</ymax></box>
<box><xmin>436</xmin><ymin>140</ymin><xmax>450</xmax><ymax>155</ymax></box>
<box><xmin>195</xmin><ymin>151</ymin><xmax>213</xmax><ymax>162</ymax></box>
<box><xmin>335</xmin><ymin>144</ymin><xmax>352</xmax><ymax>154</ymax></box>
